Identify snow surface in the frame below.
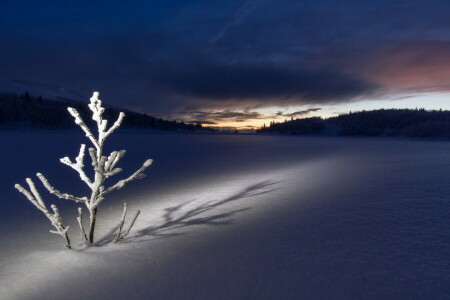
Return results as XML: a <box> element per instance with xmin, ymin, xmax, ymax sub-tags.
<box><xmin>0</xmin><ymin>131</ymin><xmax>449</xmax><ymax>299</ymax></box>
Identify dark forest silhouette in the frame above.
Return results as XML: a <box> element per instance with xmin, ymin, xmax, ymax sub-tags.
<box><xmin>0</xmin><ymin>92</ymin><xmax>212</xmax><ymax>132</ymax></box>
<box><xmin>257</xmin><ymin>109</ymin><xmax>450</xmax><ymax>138</ymax></box>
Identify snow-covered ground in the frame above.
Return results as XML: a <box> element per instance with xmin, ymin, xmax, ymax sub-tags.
<box><xmin>0</xmin><ymin>131</ymin><xmax>449</xmax><ymax>299</ymax></box>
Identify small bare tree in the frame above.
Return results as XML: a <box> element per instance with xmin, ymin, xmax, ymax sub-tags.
<box><xmin>15</xmin><ymin>92</ymin><xmax>152</xmax><ymax>246</ymax></box>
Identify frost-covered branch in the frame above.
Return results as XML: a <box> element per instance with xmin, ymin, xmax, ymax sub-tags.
<box><xmin>88</xmin><ymin>92</ymin><xmax>106</xmax><ymax>125</ymax></box>
<box><xmin>37</xmin><ymin>173</ymin><xmax>88</xmax><ymax>203</ymax></box>
<box><xmin>67</xmin><ymin>107</ymin><xmax>100</xmax><ymax>150</ymax></box>
<box><xmin>25</xmin><ymin>178</ymin><xmax>45</xmax><ymax>208</ymax></box>
<box><xmin>114</xmin><ymin>203</ymin><xmax>140</xmax><ymax>243</ymax></box>
<box><xmin>103</xmin><ymin>112</ymin><xmax>125</xmax><ymax>140</ymax></box>
<box><xmin>104</xmin><ymin>150</ymin><xmax>126</xmax><ymax>173</ymax></box>
<box><xmin>88</xmin><ymin>147</ymin><xmax>98</xmax><ymax>167</ymax></box>
<box><xmin>15</xmin><ymin>179</ymin><xmax>71</xmax><ymax>249</ymax></box>
<box><xmin>104</xmin><ymin>167</ymin><xmax>123</xmax><ymax>178</ymax></box>
<box><xmin>114</xmin><ymin>203</ymin><xmax>127</xmax><ymax>243</ymax></box>
<box><xmin>60</xmin><ymin>144</ymin><xmax>93</xmax><ymax>188</ymax></box>
<box><xmin>102</xmin><ymin>159</ymin><xmax>153</xmax><ymax>196</ymax></box>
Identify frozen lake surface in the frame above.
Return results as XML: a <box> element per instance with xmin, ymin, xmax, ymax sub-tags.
<box><xmin>0</xmin><ymin>131</ymin><xmax>449</xmax><ymax>299</ymax></box>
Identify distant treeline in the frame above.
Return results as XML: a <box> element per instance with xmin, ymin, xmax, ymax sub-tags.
<box><xmin>257</xmin><ymin>109</ymin><xmax>450</xmax><ymax>138</ymax></box>
<box><xmin>0</xmin><ymin>93</ymin><xmax>212</xmax><ymax>132</ymax></box>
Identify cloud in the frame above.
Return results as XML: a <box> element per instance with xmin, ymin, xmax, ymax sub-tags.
<box><xmin>209</xmin><ymin>0</ymin><xmax>261</xmax><ymax>43</ymax></box>
<box><xmin>154</xmin><ymin>63</ymin><xmax>378</xmax><ymax>106</ymax></box>
<box><xmin>182</xmin><ymin>109</ymin><xmax>264</xmax><ymax>123</ymax></box>
<box><xmin>0</xmin><ymin>0</ymin><xmax>449</xmax><ymax>116</ymax></box>
<box><xmin>174</xmin><ymin>107</ymin><xmax>323</xmax><ymax>124</ymax></box>
<box><xmin>207</xmin><ymin>126</ymin><xmax>238</xmax><ymax>131</ymax></box>
<box><xmin>276</xmin><ymin>108</ymin><xmax>322</xmax><ymax>118</ymax></box>
<box><xmin>192</xmin><ymin>120</ymin><xmax>218</xmax><ymax>125</ymax></box>
<box><xmin>361</xmin><ymin>40</ymin><xmax>450</xmax><ymax>93</ymax></box>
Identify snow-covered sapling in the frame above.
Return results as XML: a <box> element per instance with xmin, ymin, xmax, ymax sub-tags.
<box><xmin>15</xmin><ymin>92</ymin><xmax>152</xmax><ymax>247</ymax></box>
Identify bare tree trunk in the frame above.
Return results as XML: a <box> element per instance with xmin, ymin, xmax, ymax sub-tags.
<box><xmin>64</xmin><ymin>232</ymin><xmax>72</xmax><ymax>249</ymax></box>
<box><xmin>89</xmin><ymin>207</ymin><xmax>97</xmax><ymax>243</ymax></box>
<box><xmin>77</xmin><ymin>207</ymin><xmax>88</xmax><ymax>243</ymax></box>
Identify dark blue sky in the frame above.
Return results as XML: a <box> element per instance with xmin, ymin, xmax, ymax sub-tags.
<box><xmin>1</xmin><ymin>0</ymin><xmax>449</xmax><ymax>126</ymax></box>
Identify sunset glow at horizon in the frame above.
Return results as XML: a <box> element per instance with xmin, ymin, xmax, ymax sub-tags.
<box><xmin>186</xmin><ymin>91</ymin><xmax>450</xmax><ymax>130</ymax></box>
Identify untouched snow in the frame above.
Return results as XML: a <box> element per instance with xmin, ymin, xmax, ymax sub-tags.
<box><xmin>0</xmin><ymin>131</ymin><xmax>449</xmax><ymax>299</ymax></box>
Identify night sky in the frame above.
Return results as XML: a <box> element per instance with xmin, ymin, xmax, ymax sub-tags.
<box><xmin>1</xmin><ymin>0</ymin><xmax>449</xmax><ymax>128</ymax></box>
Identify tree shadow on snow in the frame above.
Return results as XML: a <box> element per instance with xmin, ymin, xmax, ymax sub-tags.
<box><xmin>95</xmin><ymin>180</ymin><xmax>280</xmax><ymax>246</ymax></box>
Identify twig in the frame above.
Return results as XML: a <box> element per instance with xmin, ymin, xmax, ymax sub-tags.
<box><xmin>102</xmin><ymin>159</ymin><xmax>153</xmax><ymax>197</ymax></box>
<box><xmin>114</xmin><ymin>203</ymin><xmax>127</xmax><ymax>242</ymax></box>
<box><xmin>15</xmin><ymin>180</ymin><xmax>71</xmax><ymax>249</ymax></box>
<box><xmin>67</xmin><ymin>107</ymin><xmax>100</xmax><ymax>150</ymax></box>
<box><xmin>114</xmin><ymin>203</ymin><xmax>141</xmax><ymax>243</ymax></box>
<box><xmin>59</xmin><ymin>144</ymin><xmax>93</xmax><ymax>188</ymax></box>
<box><xmin>37</xmin><ymin>173</ymin><xmax>88</xmax><ymax>203</ymax></box>
<box><xmin>104</xmin><ymin>112</ymin><xmax>125</xmax><ymax>140</ymax></box>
